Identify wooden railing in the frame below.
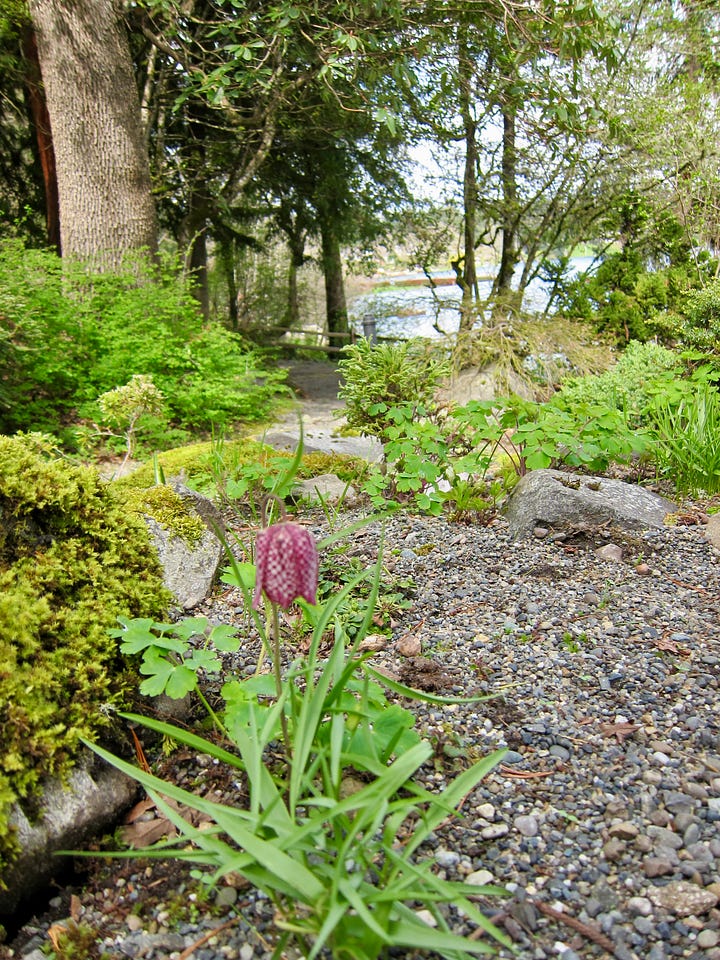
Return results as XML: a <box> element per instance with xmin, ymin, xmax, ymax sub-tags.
<box><xmin>268</xmin><ymin>329</ymin><xmax>358</xmax><ymax>356</ymax></box>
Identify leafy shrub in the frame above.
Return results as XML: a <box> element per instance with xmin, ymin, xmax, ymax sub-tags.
<box><xmin>338</xmin><ymin>338</ymin><xmax>450</xmax><ymax>439</ymax></box>
<box><xmin>555</xmin><ymin>340</ymin><xmax>682</xmax><ymax>425</ymax></box>
<box><xmin>0</xmin><ymin>433</ymin><xmax>171</xmax><ymax>874</ymax></box>
<box><xmin>652</xmin><ymin>278</ymin><xmax>720</xmax><ymax>365</ymax></box>
<box><xmin>0</xmin><ymin>239</ymin><xmax>287</xmax><ymax>445</ymax></box>
<box><xmin>0</xmin><ymin>240</ymin><xmax>92</xmax><ymax>432</ymax></box>
<box><xmin>557</xmin><ymin>200</ymin><xmax>716</xmax><ymax>346</ymax></box>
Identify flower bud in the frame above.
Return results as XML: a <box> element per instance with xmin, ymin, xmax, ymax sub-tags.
<box><xmin>252</xmin><ymin>521</ymin><xmax>319</xmax><ymax>610</ymax></box>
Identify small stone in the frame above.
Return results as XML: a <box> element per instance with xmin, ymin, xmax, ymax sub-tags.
<box><xmin>533</xmin><ymin>526</ymin><xmax>549</xmax><ymax>538</ymax></box>
<box><xmin>475</xmin><ymin>802</ymin><xmax>496</xmax><ymax>819</ymax></box>
<box><xmin>215</xmin><ymin>886</ymin><xmax>238</xmax><ymax>907</ymax></box>
<box><xmin>596</xmin><ymin>544</ymin><xmax>623</xmax><ymax>562</ymax></box>
<box><xmin>514</xmin><ymin>815</ymin><xmax>540</xmax><ymax>837</ymax></box>
<box><xmin>395</xmin><ymin>633</ymin><xmax>422</xmax><ymax>657</ymax></box>
<box><xmin>414</xmin><ymin>908</ymin><xmax>438</xmax><ymax>927</ymax></box>
<box><xmin>126</xmin><ymin>915</ymin><xmax>143</xmax><ymax>932</ymax></box>
<box><xmin>648</xmin><ymin>880</ymin><xmax>719</xmax><ymax>916</ymax></box>
<box><xmin>466</xmin><ymin>869</ymin><xmax>495</xmax><ymax>887</ymax></box>
<box><xmin>626</xmin><ymin>896</ymin><xmax>653</xmax><ymax>917</ymax></box>
<box><xmin>609</xmin><ymin>821</ymin><xmax>639</xmax><ymax>840</ymax></box>
<box><xmin>647</xmin><ymin>826</ymin><xmax>683</xmax><ymax>850</ymax></box>
<box><xmin>643</xmin><ymin>856</ymin><xmax>675</xmax><ymax>877</ymax></box>
<box><xmin>636</xmin><ymin>562</ymin><xmax>651</xmax><ymax>575</ymax></box>
<box><xmin>603</xmin><ymin>838</ymin><xmax>626</xmax><ymax>861</ymax></box>
<box><xmin>436</xmin><ymin>848</ymin><xmax>460</xmax><ymax>869</ymax></box>
<box><xmin>357</xmin><ymin>634</ymin><xmax>388</xmax><ymax>652</ymax></box>
<box><xmin>698</xmin><ymin>931</ymin><xmax>720</xmax><ymax>949</ymax></box>
<box><xmin>482</xmin><ymin>823</ymin><xmax>510</xmax><ymax>840</ymax></box>
<box><xmin>240</xmin><ymin>945</ymin><xmax>255</xmax><ymax>960</ymax></box>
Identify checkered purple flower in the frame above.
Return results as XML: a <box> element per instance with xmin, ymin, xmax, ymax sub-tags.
<box><xmin>252</xmin><ymin>521</ymin><xmax>319</xmax><ymax>610</ymax></box>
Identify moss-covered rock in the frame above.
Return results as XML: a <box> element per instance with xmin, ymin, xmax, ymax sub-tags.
<box><xmin>122</xmin><ymin>484</ymin><xmax>207</xmax><ymax>545</ymax></box>
<box><xmin>0</xmin><ymin>434</ymin><xmax>171</xmax><ymax>878</ymax></box>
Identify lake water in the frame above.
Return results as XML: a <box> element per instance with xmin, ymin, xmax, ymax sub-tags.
<box><xmin>348</xmin><ymin>257</ymin><xmax>594</xmax><ymax>341</ymax></box>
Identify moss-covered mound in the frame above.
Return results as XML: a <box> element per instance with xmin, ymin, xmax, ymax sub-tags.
<box><xmin>113</xmin><ymin>439</ymin><xmax>367</xmax><ymax>493</ymax></box>
<box><xmin>0</xmin><ymin>434</ymin><xmax>171</xmax><ymax>876</ymax></box>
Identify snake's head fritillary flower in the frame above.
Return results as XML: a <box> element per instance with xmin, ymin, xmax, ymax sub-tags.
<box><xmin>252</xmin><ymin>521</ymin><xmax>319</xmax><ymax>610</ymax></box>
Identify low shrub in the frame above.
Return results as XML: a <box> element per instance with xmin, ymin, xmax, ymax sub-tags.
<box><xmin>338</xmin><ymin>338</ymin><xmax>450</xmax><ymax>440</ymax></box>
<box><xmin>0</xmin><ymin>239</ymin><xmax>287</xmax><ymax>446</ymax></box>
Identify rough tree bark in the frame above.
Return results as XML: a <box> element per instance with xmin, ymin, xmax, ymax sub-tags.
<box><xmin>27</xmin><ymin>0</ymin><xmax>157</xmax><ymax>267</ymax></box>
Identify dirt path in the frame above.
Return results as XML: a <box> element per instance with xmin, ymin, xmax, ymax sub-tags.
<box><xmin>264</xmin><ymin>360</ymin><xmax>383</xmax><ymax>461</ymax></box>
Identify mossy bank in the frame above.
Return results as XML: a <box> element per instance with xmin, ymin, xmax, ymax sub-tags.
<box><xmin>0</xmin><ymin>434</ymin><xmax>172</xmax><ymax>883</ymax></box>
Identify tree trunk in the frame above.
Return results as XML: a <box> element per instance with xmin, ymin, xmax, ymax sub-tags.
<box><xmin>21</xmin><ymin>26</ymin><xmax>60</xmax><ymax>251</ymax></box>
<box><xmin>28</xmin><ymin>0</ymin><xmax>157</xmax><ymax>268</ymax></box>
<box><xmin>494</xmin><ymin>102</ymin><xmax>522</xmax><ymax>315</ymax></box>
<box><xmin>285</xmin><ymin>234</ymin><xmax>306</xmax><ymax>331</ymax></box>
<box><xmin>178</xmin><ymin>183</ymin><xmax>210</xmax><ymax>318</ymax></box>
<box><xmin>457</xmin><ymin>22</ymin><xmax>478</xmax><ymax>334</ymax></box>
<box><xmin>320</xmin><ymin>218</ymin><xmax>348</xmax><ymax>343</ymax></box>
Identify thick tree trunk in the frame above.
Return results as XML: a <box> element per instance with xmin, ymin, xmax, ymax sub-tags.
<box><xmin>319</xmin><ymin>219</ymin><xmax>348</xmax><ymax>342</ymax></box>
<box><xmin>28</xmin><ymin>0</ymin><xmax>157</xmax><ymax>268</ymax></box>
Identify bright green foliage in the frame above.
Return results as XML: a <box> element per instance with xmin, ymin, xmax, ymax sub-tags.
<box><xmin>337</xmin><ymin>338</ymin><xmax>450</xmax><ymax>440</ymax></box>
<box><xmin>0</xmin><ymin>240</ymin><xmax>287</xmax><ymax>446</ymax></box>
<box><xmin>557</xmin><ymin>207</ymin><xmax>717</xmax><ymax>346</ymax></box>
<box><xmin>556</xmin><ymin>340</ymin><xmax>682</xmax><ymax>423</ymax></box>
<box><xmin>0</xmin><ymin>433</ymin><xmax>171</xmax><ymax>874</ymax></box>
<box><xmin>110</xmin><ymin>616</ymin><xmax>240</xmax><ymax>702</ymax></box>
<box><xmin>653</xmin><ymin>278</ymin><xmax>720</xmax><ymax>364</ymax></box>
<box><xmin>120</xmin><ymin>484</ymin><xmax>207</xmax><ymax>546</ymax></box>
<box><xmin>83</xmin><ymin>541</ymin><xmax>511</xmax><ymax>959</ymax></box>
<box><xmin>97</xmin><ymin>374</ymin><xmax>166</xmax><ymax>461</ymax></box>
<box><xmin>644</xmin><ymin>375</ymin><xmax>720</xmax><ymax>496</ymax></box>
<box><xmin>116</xmin><ymin>434</ymin><xmax>367</xmax><ymax>518</ymax></box>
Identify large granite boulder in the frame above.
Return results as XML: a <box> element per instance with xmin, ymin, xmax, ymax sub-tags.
<box><xmin>504</xmin><ymin>469</ymin><xmax>676</xmax><ymax>541</ymax></box>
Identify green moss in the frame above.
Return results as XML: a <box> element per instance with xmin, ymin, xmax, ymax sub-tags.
<box><xmin>122</xmin><ymin>485</ymin><xmax>206</xmax><ymax>545</ymax></box>
<box><xmin>113</xmin><ymin>439</ymin><xmax>269</xmax><ymax>490</ymax></box>
<box><xmin>0</xmin><ymin>433</ymin><xmax>171</xmax><ymax>878</ymax></box>
<box><xmin>112</xmin><ymin>440</ymin><xmax>368</xmax><ymax>496</ymax></box>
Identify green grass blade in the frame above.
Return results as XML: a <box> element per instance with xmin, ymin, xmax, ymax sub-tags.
<box><xmin>118</xmin><ymin>712</ymin><xmax>246</xmax><ymax>769</ymax></box>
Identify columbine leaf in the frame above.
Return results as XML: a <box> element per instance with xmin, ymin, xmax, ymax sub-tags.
<box><xmin>209</xmin><ymin>623</ymin><xmax>241</xmax><ymax>652</ymax></box>
<box><xmin>220</xmin><ymin>561</ymin><xmax>256</xmax><ymax>589</ymax></box>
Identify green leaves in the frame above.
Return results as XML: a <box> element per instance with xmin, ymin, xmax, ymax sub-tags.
<box><xmin>111</xmin><ymin>615</ymin><xmax>240</xmax><ymax>700</ymax></box>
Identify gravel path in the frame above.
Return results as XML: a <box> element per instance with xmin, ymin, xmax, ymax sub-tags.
<box><xmin>4</xmin><ymin>365</ymin><xmax>720</xmax><ymax>960</ymax></box>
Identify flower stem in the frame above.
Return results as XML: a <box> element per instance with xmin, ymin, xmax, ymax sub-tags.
<box><xmin>271</xmin><ymin>602</ymin><xmax>291</xmax><ymax>766</ymax></box>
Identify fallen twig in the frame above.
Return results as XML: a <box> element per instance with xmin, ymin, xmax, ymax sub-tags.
<box><xmin>531</xmin><ymin>898</ymin><xmax>617</xmax><ymax>957</ymax></box>
<box><xmin>498</xmin><ymin>765</ymin><xmax>553</xmax><ymax>778</ymax></box>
